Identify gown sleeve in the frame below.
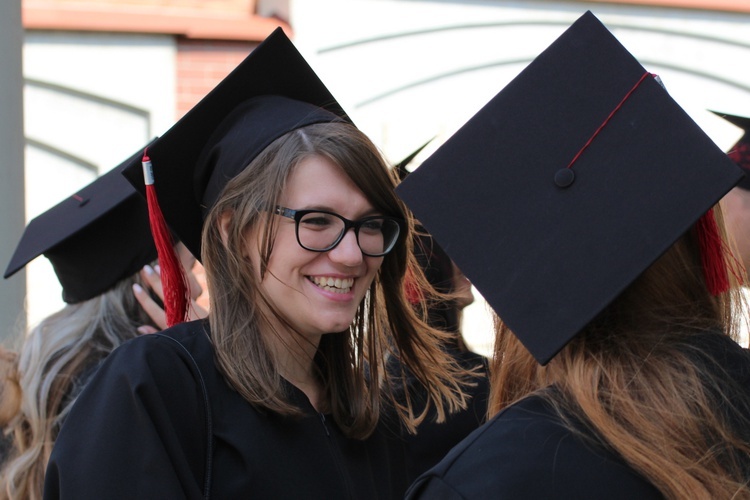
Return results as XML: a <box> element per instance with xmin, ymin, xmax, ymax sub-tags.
<box><xmin>43</xmin><ymin>332</ymin><xmax>210</xmax><ymax>500</ymax></box>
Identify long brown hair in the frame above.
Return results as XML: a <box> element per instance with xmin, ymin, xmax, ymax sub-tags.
<box><xmin>490</xmin><ymin>205</ymin><xmax>750</xmax><ymax>498</ymax></box>
<box><xmin>202</xmin><ymin>121</ymin><xmax>468</xmax><ymax>439</ymax></box>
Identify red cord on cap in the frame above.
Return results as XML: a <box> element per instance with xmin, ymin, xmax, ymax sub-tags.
<box><xmin>142</xmin><ymin>149</ymin><xmax>189</xmax><ymax>327</ymax></box>
<box><xmin>564</xmin><ymin>72</ymin><xmax>731</xmax><ymax>296</ymax></box>
<box><xmin>565</xmin><ymin>72</ymin><xmax>653</xmax><ymax>171</ymax></box>
<box><xmin>404</xmin><ymin>267</ymin><xmax>422</xmax><ymax>305</ymax></box>
<box><xmin>695</xmin><ymin>208</ymin><xmax>730</xmax><ymax>295</ymax></box>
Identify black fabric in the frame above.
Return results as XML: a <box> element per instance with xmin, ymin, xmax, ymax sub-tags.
<box><xmin>197</xmin><ymin>96</ymin><xmax>342</xmax><ymax>217</ymax></box>
<box><xmin>383</xmin><ymin>223</ymin><xmax>490</xmax><ymax>482</ymax></box>
<box><xmin>384</xmin><ymin>349</ymin><xmax>489</xmax><ymax>484</ymax></box>
<box><xmin>405</xmin><ymin>332</ymin><xmax>750</xmax><ymax>499</ymax></box>
<box><xmin>4</xmin><ymin>145</ymin><xmax>157</xmax><ymax>303</ymax></box>
<box><xmin>44</xmin><ymin>320</ymin><xmax>408</xmax><ymax>499</ymax></box>
<box><xmin>677</xmin><ymin>332</ymin><xmax>750</xmax><ymax>476</ymax></box>
<box><xmin>395</xmin><ymin>11</ymin><xmax>743</xmax><ymax>365</ymax></box>
<box><xmin>404</xmin><ymin>393</ymin><xmax>662</xmax><ymax>500</ymax></box>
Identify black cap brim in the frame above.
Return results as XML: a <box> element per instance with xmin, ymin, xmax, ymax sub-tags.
<box><xmin>5</xmin><ymin>145</ymin><xmax>158</xmax><ymax>303</ymax></box>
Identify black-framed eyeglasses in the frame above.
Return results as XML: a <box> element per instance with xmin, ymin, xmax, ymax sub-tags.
<box><xmin>273</xmin><ymin>206</ymin><xmax>403</xmax><ymax>257</ymax></box>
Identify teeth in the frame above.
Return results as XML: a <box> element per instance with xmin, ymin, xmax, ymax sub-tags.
<box><xmin>311</xmin><ymin>276</ymin><xmax>354</xmax><ymax>293</ymax></box>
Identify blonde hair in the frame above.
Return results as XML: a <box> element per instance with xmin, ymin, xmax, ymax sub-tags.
<box><xmin>490</xmin><ymin>206</ymin><xmax>750</xmax><ymax>499</ymax></box>
<box><xmin>0</xmin><ymin>275</ymin><xmax>154</xmax><ymax>500</ymax></box>
<box><xmin>0</xmin><ymin>349</ymin><xmax>20</xmax><ymax>430</ymax></box>
<box><xmin>202</xmin><ymin>121</ymin><xmax>468</xmax><ymax>439</ymax></box>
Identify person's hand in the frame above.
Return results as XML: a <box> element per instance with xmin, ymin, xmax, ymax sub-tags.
<box><xmin>132</xmin><ymin>264</ymin><xmax>208</xmax><ymax>334</ymax></box>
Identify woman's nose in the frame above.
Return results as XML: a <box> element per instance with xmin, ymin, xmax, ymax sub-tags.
<box><xmin>328</xmin><ymin>229</ymin><xmax>363</xmax><ymax>266</ymax></box>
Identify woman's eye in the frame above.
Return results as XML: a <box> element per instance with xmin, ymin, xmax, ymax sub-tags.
<box><xmin>360</xmin><ymin>219</ymin><xmax>384</xmax><ymax>232</ymax></box>
<box><xmin>300</xmin><ymin>214</ymin><xmax>334</xmax><ymax>228</ymax></box>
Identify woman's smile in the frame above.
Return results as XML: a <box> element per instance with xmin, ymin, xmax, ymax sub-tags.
<box><xmin>308</xmin><ymin>275</ymin><xmax>355</xmax><ymax>294</ymax></box>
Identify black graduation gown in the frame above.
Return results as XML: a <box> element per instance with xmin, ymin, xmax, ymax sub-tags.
<box><xmin>406</xmin><ymin>332</ymin><xmax>750</xmax><ymax>499</ymax></box>
<box><xmin>384</xmin><ymin>348</ymin><xmax>489</xmax><ymax>485</ymax></box>
<box><xmin>404</xmin><ymin>393</ymin><xmax>662</xmax><ymax>500</ymax></box>
<box><xmin>43</xmin><ymin>319</ymin><xmax>408</xmax><ymax>499</ymax></box>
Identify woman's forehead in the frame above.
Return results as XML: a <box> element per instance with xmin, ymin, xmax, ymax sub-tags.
<box><xmin>281</xmin><ymin>156</ymin><xmax>376</xmax><ymax>212</ymax></box>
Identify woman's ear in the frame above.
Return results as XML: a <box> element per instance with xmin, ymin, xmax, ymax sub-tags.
<box><xmin>219</xmin><ymin>210</ymin><xmax>233</xmax><ymax>248</ymax></box>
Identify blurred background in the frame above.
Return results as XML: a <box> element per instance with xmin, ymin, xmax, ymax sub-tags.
<box><xmin>2</xmin><ymin>0</ymin><xmax>749</xmax><ymax>355</ymax></box>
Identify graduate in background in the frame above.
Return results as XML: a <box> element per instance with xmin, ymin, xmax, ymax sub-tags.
<box><xmin>44</xmin><ymin>28</ymin><xmax>469</xmax><ymax>499</ymax></box>
<box><xmin>713</xmin><ymin>111</ymin><xmax>750</xmax><ymax>346</ymax></box>
<box><xmin>714</xmin><ymin>111</ymin><xmax>750</xmax><ymax>280</ymax></box>
<box><xmin>0</xmin><ymin>149</ymin><xmax>202</xmax><ymax>500</ymax></box>
<box><xmin>399</xmin><ymin>12</ymin><xmax>750</xmax><ymax>498</ymax></box>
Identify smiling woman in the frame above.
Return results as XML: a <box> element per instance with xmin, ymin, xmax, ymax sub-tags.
<box><xmin>237</xmin><ymin>155</ymin><xmax>386</xmax><ymax>342</ymax></box>
<box><xmin>204</xmin><ymin>128</ymin><xmax>412</xmax><ymax>417</ymax></box>
<box><xmin>42</xmin><ymin>28</ymin><xmax>469</xmax><ymax>500</ymax></box>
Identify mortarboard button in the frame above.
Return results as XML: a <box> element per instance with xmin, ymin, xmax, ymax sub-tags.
<box><xmin>554</xmin><ymin>169</ymin><xmax>575</xmax><ymax>187</ymax></box>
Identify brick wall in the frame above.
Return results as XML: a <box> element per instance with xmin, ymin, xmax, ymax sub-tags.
<box><xmin>26</xmin><ymin>0</ymin><xmax>258</xmax><ymax>15</ymax></box>
<box><xmin>23</xmin><ymin>1</ymin><xmax>288</xmax><ymax>41</ymax></box>
<box><xmin>176</xmin><ymin>39</ymin><xmax>258</xmax><ymax>118</ymax></box>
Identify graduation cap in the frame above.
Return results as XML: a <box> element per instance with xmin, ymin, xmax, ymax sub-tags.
<box><xmin>396</xmin><ymin>11</ymin><xmax>743</xmax><ymax>365</ymax></box>
<box><xmin>710</xmin><ymin>111</ymin><xmax>750</xmax><ymax>190</ymax></box>
<box><xmin>394</xmin><ymin>138</ymin><xmax>434</xmax><ymax>181</ymax></box>
<box><xmin>121</xmin><ymin>27</ymin><xmax>349</xmax><ymax>324</ymax></box>
<box><xmin>122</xmin><ymin>27</ymin><xmax>349</xmax><ymax>263</ymax></box>
<box><xmin>4</xmin><ymin>146</ymin><xmax>158</xmax><ymax>304</ymax></box>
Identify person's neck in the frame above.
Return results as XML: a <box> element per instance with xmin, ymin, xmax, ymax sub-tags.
<box><xmin>264</xmin><ymin>319</ymin><xmax>325</xmax><ymax>412</ymax></box>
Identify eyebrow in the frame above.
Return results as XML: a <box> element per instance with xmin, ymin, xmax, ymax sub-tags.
<box><xmin>295</xmin><ymin>205</ymin><xmax>383</xmax><ymax>218</ymax></box>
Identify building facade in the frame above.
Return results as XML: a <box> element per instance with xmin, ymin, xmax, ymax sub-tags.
<box><xmin>8</xmin><ymin>0</ymin><xmax>750</xmax><ymax>351</ymax></box>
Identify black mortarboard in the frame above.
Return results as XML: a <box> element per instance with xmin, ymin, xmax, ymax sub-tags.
<box><xmin>710</xmin><ymin>111</ymin><xmax>750</xmax><ymax>190</ymax></box>
<box><xmin>4</xmin><ymin>147</ymin><xmax>157</xmax><ymax>304</ymax></box>
<box><xmin>394</xmin><ymin>138</ymin><xmax>434</xmax><ymax>182</ymax></box>
<box><xmin>396</xmin><ymin>11</ymin><xmax>743</xmax><ymax>365</ymax></box>
<box><xmin>122</xmin><ymin>27</ymin><xmax>350</xmax><ymax>262</ymax></box>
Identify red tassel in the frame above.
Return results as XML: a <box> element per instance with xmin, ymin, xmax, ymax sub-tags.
<box><xmin>695</xmin><ymin>208</ymin><xmax>730</xmax><ymax>296</ymax></box>
<box><xmin>142</xmin><ymin>149</ymin><xmax>188</xmax><ymax>327</ymax></box>
<box><xmin>404</xmin><ymin>267</ymin><xmax>422</xmax><ymax>305</ymax></box>
<box><xmin>728</xmin><ymin>142</ymin><xmax>750</xmax><ymax>170</ymax></box>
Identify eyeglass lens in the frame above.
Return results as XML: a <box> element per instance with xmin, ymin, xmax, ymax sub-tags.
<box><xmin>297</xmin><ymin>212</ymin><xmax>399</xmax><ymax>256</ymax></box>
